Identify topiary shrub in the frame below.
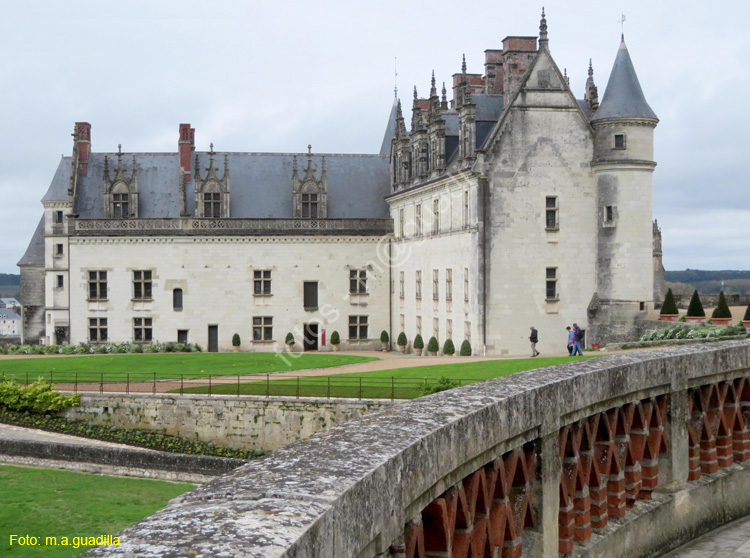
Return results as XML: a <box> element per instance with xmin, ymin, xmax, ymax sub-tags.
<box><xmin>661</xmin><ymin>288</ymin><xmax>679</xmax><ymax>315</ymax></box>
<box><xmin>285</xmin><ymin>332</ymin><xmax>295</xmax><ymax>346</ymax></box>
<box><xmin>442</xmin><ymin>339</ymin><xmax>455</xmax><ymax>355</ymax></box>
<box><xmin>413</xmin><ymin>334</ymin><xmax>424</xmax><ymax>349</ymax></box>
<box><xmin>460</xmin><ymin>339</ymin><xmax>472</xmax><ymax>356</ymax></box>
<box><xmin>397</xmin><ymin>332</ymin><xmax>408</xmax><ymax>346</ymax></box>
<box><xmin>330</xmin><ymin>330</ymin><xmax>340</xmax><ymax>345</ymax></box>
<box><xmin>380</xmin><ymin>330</ymin><xmax>389</xmax><ymax>343</ymax></box>
<box><xmin>712</xmin><ymin>291</ymin><xmax>732</xmax><ymax>319</ymax></box>
<box><xmin>427</xmin><ymin>336</ymin><xmax>439</xmax><ymax>354</ymax></box>
<box><xmin>232</xmin><ymin>333</ymin><xmax>241</xmax><ymax>347</ymax></box>
<box><xmin>687</xmin><ymin>290</ymin><xmax>705</xmax><ymax>317</ymax></box>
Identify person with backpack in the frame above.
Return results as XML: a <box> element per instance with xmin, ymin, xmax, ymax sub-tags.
<box><xmin>572</xmin><ymin>323</ymin><xmax>584</xmax><ymax>356</ymax></box>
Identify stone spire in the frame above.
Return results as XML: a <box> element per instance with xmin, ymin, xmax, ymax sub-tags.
<box><xmin>441</xmin><ymin>82</ymin><xmax>448</xmax><ymax>111</ymax></box>
<box><xmin>461</xmin><ymin>54</ymin><xmax>467</xmax><ymax>74</ymax></box>
<box><xmin>539</xmin><ymin>8</ymin><xmax>548</xmax><ymax>49</ymax></box>
<box><xmin>411</xmin><ymin>87</ymin><xmax>424</xmax><ymax>131</ymax></box>
<box><xmin>395</xmin><ymin>99</ymin><xmax>407</xmax><ymax>137</ymax></box>
<box><xmin>430</xmin><ymin>70</ymin><xmax>437</xmax><ymax>97</ymax></box>
<box><xmin>591</xmin><ymin>37</ymin><xmax>658</xmax><ymax>121</ymax></box>
<box><xmin>584</xmin><ymin>59</ymin><xmax>599</xmax><ymax>111</ymax></box>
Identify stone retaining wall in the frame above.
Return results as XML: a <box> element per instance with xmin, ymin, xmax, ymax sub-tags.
<box><xmin>63</xmin><ymin>394</ymin><xmax>393</xmax><ymax>452</ymax></box>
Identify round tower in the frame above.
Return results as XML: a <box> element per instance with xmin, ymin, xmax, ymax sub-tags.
<box><xmin>590</xmin><ymin>36</ymin><xmax>659</xmax><ymax>340</ymax></box>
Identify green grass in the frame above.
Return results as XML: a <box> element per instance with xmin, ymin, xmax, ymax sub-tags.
<box><xmin>0</xmin><ymin>465</ymin><xmax>195</xmax><ymax>557</ymax></box>
<box><xmin>0</xmin><ymin>353</ymin><xmax>377</xmax><ymax>383</ymax></box>
<box><xmin>178</xmin><ymin>355</ymin><xmax>601</xmax><ymax>399</ymax></box>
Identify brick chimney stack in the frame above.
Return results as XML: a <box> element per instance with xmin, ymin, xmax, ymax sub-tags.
<box><xmin>179</xmin><ymin>123</ymin><xmax>195</xmax><ymax>182</ymax></box>
<box><xmin>74</xmin><ymin>122</ymin><xmax>91</xmax><ymax>176</ymax></box>
<box><xmin>501</xmin><ymin>37</ymin><xmax>538</xmax><ymax>98</ymax></box>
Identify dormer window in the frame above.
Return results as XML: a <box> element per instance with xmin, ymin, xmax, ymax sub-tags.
<box><xmin>104</xmin><ymin>145</ymin><xmax>138</xmax><ymax>218</ymax></box>
<box><xmin>292</xmin><ymin>146</ymin><xmax>327</xmax><ymax>219</ymax></box>
<box><xmin>195</xmin><ymin>144</ymin><xmax>230</xmax><ymax>218</ymax></box>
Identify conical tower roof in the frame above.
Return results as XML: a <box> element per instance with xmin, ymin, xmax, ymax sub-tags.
<box><xmin>591</xmin><ymin>37</ymin><xmax>657</xmax><ymax>121</ymax></box>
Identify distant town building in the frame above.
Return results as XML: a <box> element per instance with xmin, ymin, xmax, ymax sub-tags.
<box><xmin>18</xmin><ymin>11</ymin><xmax>663</xmax><ymax>353</ymax></box>
<box><xmin>0</xmin><ymin>308</ymin><xmax>20</xmax><ymax>336</ymax></box>
<box><xmin>0</xmin><ymin>298</ymin><xmax>20</xmax><ymax>309</ymax></box>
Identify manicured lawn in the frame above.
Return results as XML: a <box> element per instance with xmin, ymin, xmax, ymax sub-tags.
<box><xmin>0</xmin><ymin>353</ymin><xmax>377</xmax><ymax>384</ymax></box>
<box><xmin>178</xmin><ymin>355</ymin><xmax>602</xmax><ymax>399</ymax></box>
<box><xmin>0</xmin><ymin>465</ymin><xmax>195</xmax><ymax>557</ymax></box>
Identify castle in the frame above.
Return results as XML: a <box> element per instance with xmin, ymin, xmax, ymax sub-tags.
<box><xmin>18</xmin><ymin>12</ymin><xmax>662</xmax><ymax>355</ymax></box>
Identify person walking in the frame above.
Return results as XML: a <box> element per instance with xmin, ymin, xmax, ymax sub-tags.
<box><xmin>571</xmin><ymin>323</ymin><xmax>583</xmax><ymax>356</ymax></box>
<box><xmin>566</xmin><ymin>326</ymin><xmax>574</xmax><ymax>355</ymax></box>
<box><xmin>529</xmin><ymin>326</ymin><xmax>540</xmax><ymax>357</ymax></box>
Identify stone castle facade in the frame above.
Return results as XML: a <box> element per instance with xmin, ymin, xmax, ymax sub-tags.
<box><xmin>18</xmin><ymin>12</ymin><xmax>663</xmax><ymax>355</ymax></box>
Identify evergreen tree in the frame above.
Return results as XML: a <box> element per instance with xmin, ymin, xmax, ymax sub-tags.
<box><xmin>427</xmin><ymin>336</ymin><xmax>439</xmax><ymax>353</ymax></box>
<box><xmin>413</xmin><ymin>334</ymin><xmax>424</xmax><ymax>349</ymax></box>
<box><xmin>459</xmin><ymin>340</ymin><xmax>472</xmax><ymax>356</ymax></box>
<box><xmin>686</xmin><ymin>290</ymin><xmax>705</xmax><ymax>317</ymax></box>
<box><xmin>660</xmin><ymin>288</ymin><xmax>679</xmax><ymax>315</ymax></box>
<box><xmin>711</xmin><ymin>291</ymin><xmax>732</xmax><ymax>319</ymax></box>
<box><xmin>397</xmin><ymin>332</ymin><xmax>407</xmax><ymax>346</ymax></box>
<box><xmin>442</xmin><ymin>339</ymin><xmax>455</xmax><ymax>355</ymax></box>
<box><xmin>330</xmin><ymin>331</ymin><xmax>340</xmax><ymax>345</ymax></box>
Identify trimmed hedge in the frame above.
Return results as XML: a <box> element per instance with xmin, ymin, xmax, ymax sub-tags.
<box><xmin>413</xmin><ymin>334</ymin><xmax>424</xmax><ymax>349</ymax></box>
<box><xmin>397</xmin><ymin>332</ymin><xmax>408</xmax><ymax>346</ymax></box>
<box><xmin>0</xmin><ymin>408</ymin><xmax>262</xmax><ymax>460</ymax></box>
<box><xmin>0</xmin><ymin>342</ymin><xmax>202</xmax><ymax>356</ymax></box>
<box><xmin>285</xmin><ymin>332</ymin><xmax>295</xmax><ymax>346</ymax></box>
<box><xmin>427</xmin><ymin>336</ymin><xmax>439</xmax><ymax>353</ymax></box>
<box><xmin>712</xmin><ymin>291</ymin><xmax>732</xmax><ymax>319</ymax></box>
<box><xmin>661</xmin><ymin>288</ymin><xmax>679</xmax><ymax>315</ymax></box>
<box><xmin>380</xmin><ymin>330</ymin><xmax>389</xmax><ymax>343</ymax></box>
<box><xmin>442</xmin><ymin>339</ymin><xmax>455</xmax><ymax>355</ymax></box>
<box><xmin>232</xmin><ymin>333</ymin><xmax>241</xmax><ymax>347</ymax></box>
<box><xmin>330</xmin><ymin>330</ymin><xmax>340</xmax><ymax>345</ymax></box>
<box><xmin>687</xmin><ymin>290</ymin><xmax>705</xmax><ymax>317</ymax></box>
<box><xmin>460</xmin><ymin>340</ymin><xmax>472</xmax><ymax>356</ymax></box>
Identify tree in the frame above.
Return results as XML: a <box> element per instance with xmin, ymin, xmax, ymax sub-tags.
<box><xmin>427</xmin><ymin>336</ymin><xmax>439</xmax><ymax>353</ymax></box>
<box><xmin>460</xmin><ymin>340</ymin><xmax>472</xmax><ymax>356</ymax></box>
<box><xmin>660</xmin><ymin>288</ymin><xmax>679</xmax><ymax>315</ymax></box>
<box><xmin>744</xmin><ymin>302</ymin><xmax>750</xmax><ymax>322</ymax></box>
<box><xmin>442</xmin><ymin>339</ymin><xmax>455</xmax><ymax>355</ymax></box>
<box><xmin>380</xmin><ymin>330</ymin><xmax>389</xmax><ymax>343</ymax></box>
<box><xmin>330</xmin><ymin>331</ymin><xmax>340</xmax><ymax>345</ymax></box>
<box><xmin>397</xmin><ymin>332</ymin><xmax>407</xmax><ymax>346</ymax></box>
<box><xmin>686</xmin><ymin>290</ymin><xmax>705</xmax><ymax>317</ymax></box>
<box><xmin>231</xmin><ymin>333</ymin><xmax>241</xmax><ymax>347</ymax></box>
<box><xmin>285</xmin><ymin>332</ymin><xmax>295</xmax><ymax>346</ymax></box>
<box><xmin>413</xmin><ymin>334</ymin><xmax>424</xmax><ymax>349</ymax></box>
<box><xmin>711</xmin><ymin>291</ymin><xmax>732</xmax><ymax>319</ymax></box>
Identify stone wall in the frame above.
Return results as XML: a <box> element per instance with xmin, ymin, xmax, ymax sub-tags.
<box><xmin>81</xmin><ymin>340</ymin><xmax>750</xmax><ymax>558</ymax></box>
<box><xmin>63</xmin><ymin>394</ymin><xmax>392</xmax><ymax>452</ymax></box>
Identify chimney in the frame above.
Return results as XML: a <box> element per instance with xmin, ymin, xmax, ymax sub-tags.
<box><xmin>179</xmin><ymin>123</ymin><xmax>195</xmax><ymax>182</ymax></box>
<box><xmin>74</xmin><ymin>122</ymin><xmax>91</xmax><ymax>176</ymax></box>
<box><xmin>501</xmin><ymin>36</ymin><xmax>538</xmax><ymax>98</ymax></box>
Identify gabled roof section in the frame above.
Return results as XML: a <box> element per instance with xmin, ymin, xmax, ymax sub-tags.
<box><xmin>17</xmin><ymin>215</ymin><xmax>45</xmax><ymax>267</ymax></box>
<box><xmin>41</xmin><ymin>157</ymin><xmax>73</xmax><ymax>203</ymax></box>
<box><xmin>591</xmin><ymin>37</ymin><xmax>658</xmax><ymax>121</ymax></box>
<box><xmin>380</xmin><ymin>98</ymin><xmax>399</xmax><ymax>155</ymax></box>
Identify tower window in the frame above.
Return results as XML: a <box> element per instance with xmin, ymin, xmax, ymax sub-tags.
<box><xmin>173</xmin><ymin>288</ymin><xmax>183</xmax><ymax>310</ymax></box>
<box><xmin>546</xmin><ymin>267</ymin><xmax>558</xmax><ymax>301</ymax></box>
<box><xmin>54</xmin><ymin>211</ymin><xmax>64</xmax><ymax>224</ymax></box>
<box><xmin>545</xmin><ymin>196</ymin><xmax>559</xmax><ymax>229</ymax></box>
<box><xmin>614</xmin><ymin>134</ymin><xmax>626</xmax><ymax>149</ymax></box>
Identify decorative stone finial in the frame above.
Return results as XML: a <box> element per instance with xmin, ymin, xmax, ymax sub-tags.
<box><xmin>430</xmin><ymin>70</ymin><xmax>437</xmax><ymax>97</ymax></box>
<box><xmin>441</xmin><ymin>82</ymin><xmax>448</xmax><ymax>111</ymax></box>
<box><xmin>588</xmin><ymin>58</ymin><xmax>594</xmax><ymax>77</ymax></box>
<box><xmin>539</xmin><ymin>7</ymin><xmax>548</xmax><ymax>48</ymax></box>
<box><xmin>461</xmin><ymin>54</ymin><xmax>467</xmax><ymax>74</ymax></box>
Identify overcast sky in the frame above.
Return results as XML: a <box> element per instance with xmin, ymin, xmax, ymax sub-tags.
<box><xmin>1</xmin><ymin>0</ymin><xmax>748</xmax><ymax>274</ymax></box>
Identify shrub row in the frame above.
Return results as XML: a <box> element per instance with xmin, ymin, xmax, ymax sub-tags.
<box><xmin>0</xmin><ymin>342</ymin><xmax>203</xmax><ymax>356</ymax></box>
<box><xmin>640</xmin><ymin>324</ymin><xmax>747</xmax><ymax>342</ymax></box>
<box><xmin>0</xmin><ymin>379</ymin><xmax>80</xmax><ymax>413</ymax></box>
<box><xmin>0</xmin><ymin>407</ymin><xmax>262</xmax><ymax>460</ymax></box>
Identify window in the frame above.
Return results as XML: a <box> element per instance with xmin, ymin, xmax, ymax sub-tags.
<box><xmin>432</xmin><ymin>199</ymin><xmax>440</xmax><ymax>235</ymax></box>
<box><xmin>88</xmin><ymin>318</ymin><xmax>107</xmax><ymax>342</ymax></box>
<box><xmin>133</xmin><ymin>270</ymin><xmax>152</xmax><ymax>300</ymax></box>
<box><xmin>399</xmin><ymin>271</ymin><xmax>404</xmax><ymax>299</ymax></box>
<box><xmin>415</xmin><ymin>204</ymin><xmax>422</xmax><ymax>236</ymax></box>
<box><xmin>433</xmin><ymin>270</ymin><xmax>439</xmax><ymax>301</ymax></box>
<box><xmin>253</xmin><ymin>316</ymin><xmax>273</xmax><ymax>341</ymax></box>
<box><xmin>133</xmin><ymin>317</ymin><xmax>153</xmax><ymax>342</ymax></box>
<box><xmin>177</xmin><ymin>329</ymin><xmax>188</xmax><ymax>343</ymax></box>
<box><xmin>254</xmin><ymin>270</ymin><xmax>272</xmax><ymax>295</ymax></box>
<box><xmin>463</xmin><ymin>191</ymin><xmax>469</xmax><ymax>228</ymax></box>
<box><xmin>446</xmin><ymin>319</ymin><xmax>453</xmax><ymax>340</ymax></box>
<box><xmin>56</xmin><ymin>275</ymin><xmax>64</xmax><ymax>288</ymax></box>
<box><xmin>546</xmin><ymin>267</ymin><xmax>558</xmax><ymax>300</ymax></box>
<box><xmin>446</xmin><ymin>269</ymin><xmax>453</xmax><ymax>301</ymax></box>
<box><xmin>88</xmin><ymin>271</ymin><xmax>107</xmax><ymax>300</ymax></box>
<box><xmin>416</xmin><ymin>316</ymin><xmax>422</xmax><ymax>335</ymax></box>
<box><xmin>604</xmin><ymin>205</ymin><xmax>616</xmax><ymax>224</ymax></box>
<box><xmin>546</xmin><ymin>197</ymin><xmax>558</xmax><ymax>229</ymax></box>
<box><xmin>304</xmin><ymin>281</ymin><xmax>318</xmax><ymax>309</ymax></box>
<box><xmin>416</xmin><ymin>271</ymin><xmax>422</xmax><ymax>299</ymax></box>
<box><xmin>350</xmin><ymin>269</ymin><xmax>367</xmax><ymax>294</ymax></box>
<box><xmin>301</xmin><ymin>193</ymin><xmax>319</xmax><ymax>218</ymax></box>
<box><xmin>54</xmin><ymin>211</ymin><xmax>63</xmax><ymax>224</ymax></box>
<box><xmin>113</xmin><ymin>192</ymin><xmax>129</xmax><ymax>218</ymax></box>
<box><xmin>399</xmin><ymin>208</ymin><xmax>404</xmax><ymax>237</ymax></box>
<box><xmin>203</xmin><ymin>192</ymin><xmax>221</xmax><ymax>218</ymax></box>
<box><xmin>173</xmin><ymin>288</ymin><xmax>183</xmax><ymax>310</ymax></box>
<box><xmin>614</xmin><ymin>134</ymin><xmax>626</xmax><ymax>149</ymax></box>
<box><xmin>348</xmin><ymin>315</ymin><xmax>368</xmax><ymax>340</ymax></box>
<box><xmin>55</xmin><ymin>243</ymin><xmax>63</xmax><ymax>256</ymax></box>
<box><xmin>464</xmin><ymin>268</ymin><xmax>469</xmax><ymax>302</ymax></box>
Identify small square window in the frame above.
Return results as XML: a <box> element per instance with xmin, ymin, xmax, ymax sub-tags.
<box><xmin>614</xmin><ymin>134</ymin><xmax>626</xmax><ymax>149</ymax></box>
<box><xmin>55</xmin><ymin>244</ymin><xmax>64</xmax><ymax>256</ymax></box>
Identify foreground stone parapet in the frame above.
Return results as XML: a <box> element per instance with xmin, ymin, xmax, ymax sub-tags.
<box><xmin>83</xmin><ymin>340</ymin><xmax>750</xmax><ymax>558</ymax></box>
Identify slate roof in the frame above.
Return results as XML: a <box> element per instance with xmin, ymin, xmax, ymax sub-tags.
<box><xmin>0</xmin><ymin>309</ymin><xmax>20</xmax><ymax>320</ymax></box>
<box><xmin>17</xmin><ymin>216</ymin><xmax>45</xmax><ymax>266</ymax></box>
<box><xmin>591</xmin><ymin>37</ymin><xmax>658</xmax><ymax>121</ymax></box>
<box><xmin>44</xmin><ymin>152</ymin><xmax>390</xmax><ymax>220</ymax></box>
<box><xmin>380</xmin><ymin>98</ymin><xmax>399</xmax><ymax>156</ymax></box>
